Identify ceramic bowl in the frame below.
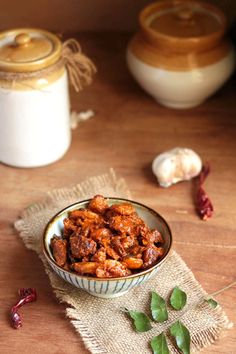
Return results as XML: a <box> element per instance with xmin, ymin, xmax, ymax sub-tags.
<box><xmin>43</xmin><ymin>198</ymin><xmax>172</xmax><ymax>299</ymax></box>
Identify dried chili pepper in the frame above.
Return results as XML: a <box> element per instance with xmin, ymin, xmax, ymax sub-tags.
<box><xmin>10</xmin><ymin>288</ymin><xmax>37</xmax><ymax>329</ymax></box>
<box><xmin>196</xmin><ymin>164</ymin><xmax>214</xmax><ymax>220</ymax></box>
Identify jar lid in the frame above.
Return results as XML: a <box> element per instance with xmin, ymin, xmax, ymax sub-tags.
<box><xmin>0</xmin><ymin>28</ymin><xmax>62</xmax><ymax>72</ymax></box>
<box><xmin>140</xmin><ymin>0</ymin><xmax>226</xmax><ymax>53</ymax></box>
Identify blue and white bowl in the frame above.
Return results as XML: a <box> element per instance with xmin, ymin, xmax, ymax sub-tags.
<box><xmin>43</xmin><ymin>198</ymin><xmax>172</xmax><ymax>298</ymax></box>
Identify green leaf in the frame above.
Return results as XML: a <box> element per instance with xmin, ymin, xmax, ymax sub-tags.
<box><xmin>151</xmin><ymin>291</ymin><xmax>168</xmax><ymax>322</ymax></box>
<box><xmin>170</xmin><ymin>286</ymin><xmax>187</xmax><ymax>310</ymax></box>
<box><xmin>128</xmin><ymin>310</ymin><xmax>152</xmax><ymax>332</ymax></box>
<box><xmin>170</xmin><ymin>321</ymin><xmax>190</xmax><ymax>354</ymax></box>
<box><xmin>206</xmin><ymin>298</ymin><xmax>218</xmax><ymax>308</ymax></box>
<box><xmin>151</xmin><ymin>333</ymin><xmax>170</xmax><ymax>354</ymax></box>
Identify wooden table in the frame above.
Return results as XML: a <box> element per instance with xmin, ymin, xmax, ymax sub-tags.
<box><xmin>1</xmin><ymin>34</ymin><xmax>235</xmax><ymax>354</ymax></box>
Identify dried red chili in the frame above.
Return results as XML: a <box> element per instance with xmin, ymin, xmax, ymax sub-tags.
<box><xmin>10</xmin><ymin>288</ymin><xmax>37</xmax><ymax>329</ymax></box>
<box><xmin>196</xmin><ymin>165</ymin><xmax>214</xmax><ymax>220</ymax></box>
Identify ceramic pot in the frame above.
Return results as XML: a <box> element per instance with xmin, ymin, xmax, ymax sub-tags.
<box><xmin>127</xmin><ymin>0</ymin><xmax>235</xmax><ymax>109</ymax></box>
<box><xmin>0</xmin><ymin>28</ymin><xmax>71</xmax><ymax>167</ymax></box>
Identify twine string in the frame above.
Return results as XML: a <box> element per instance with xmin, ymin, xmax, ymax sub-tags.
<box><xmin>62</xmin><ymin>38</ymin><xmax>97</xmax><ymax>92</ymax></box>
<box><xmin>0</xmin><ymin>38</ymin><xmax>96</xmax><ymax>92</ymax></box>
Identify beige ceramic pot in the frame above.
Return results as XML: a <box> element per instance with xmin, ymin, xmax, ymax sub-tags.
<box><xmin>127</xmin><ymin>0</ymin><xmax>235</xmax><ymax>109</ymax></box>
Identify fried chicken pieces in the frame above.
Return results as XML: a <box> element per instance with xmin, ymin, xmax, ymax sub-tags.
<box><xmin>50</xmin><ymin>195</ymin><xmax>165</xmax><ymax>278</ymax></box>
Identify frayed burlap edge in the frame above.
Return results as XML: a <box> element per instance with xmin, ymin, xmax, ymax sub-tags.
<box><xmin>14</xmin><ymin>169</ymin><xmax>232</xmax><ymax>354</ymax></box>
<box><xmin>15</xmin><ymin>169</ymin><xmax>130</xmax><ymax>354</ymax></box>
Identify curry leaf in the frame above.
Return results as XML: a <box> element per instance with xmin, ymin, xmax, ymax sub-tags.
<box><xmin>151</xmin><ymin>291</ymin><xmax>168</xmax><ymax>322</ymax></box>
<box><xmin>170</xmin><ymin>286</ymin><xmax>187</xmax><ymax>310</ymax></box>
<box><xmin>128</xmin><ymin>310</ymin><xmax>152</xmax><ymax>332</ymax></box>
<box><xmin>170</xmin><ymin>321</ymin><xmax>190</xmax><ymax>354</ymax></box>
<box><xmin>151</xmin><ymin>333</ymin><xmax>170</xmax><ymax>354</ymax></box>
<box><xmin>206</xmin><ymin>298</ymin><xmax>218</xmax><ymax>308</ymax></box>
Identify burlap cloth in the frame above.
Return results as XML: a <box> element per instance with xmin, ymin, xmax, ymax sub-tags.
<box><xmin>14</xmin><ymin>169</ymin><xmax>232</xmax><ymax>354</ymax></box>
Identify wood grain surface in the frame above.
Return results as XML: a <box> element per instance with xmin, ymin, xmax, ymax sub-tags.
<box><xmin>0</xmin><ymin>34</ymin><xmax>235</xmax><ymax>354</ymax></box>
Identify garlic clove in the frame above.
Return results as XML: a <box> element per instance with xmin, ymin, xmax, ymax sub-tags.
<box><xmin>152</xmin><ymin>147</ymin><xmax>202</xmax><ymax>187</ymax></box>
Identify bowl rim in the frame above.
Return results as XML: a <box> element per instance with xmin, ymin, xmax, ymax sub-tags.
<box><xmin>42</xmin><ymin>197</ymin><xmax>173</xmax><ymax>281</ymax></box>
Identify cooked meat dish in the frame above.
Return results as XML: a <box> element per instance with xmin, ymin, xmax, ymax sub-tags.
<box><xmin>50</xmin><ymin>195</ymin><xmax>165</xmax><ymax>278</ymax></box>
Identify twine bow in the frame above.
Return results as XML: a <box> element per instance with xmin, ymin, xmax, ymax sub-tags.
<box><xmin>62</xmin><ymin>39</ymin><xmax>97</xmax><ymax>92</ymax></box>
<box><xmin>0</xmin><ymin>38</ymin><xmax>96</xmax><ymax>92</ymax></box>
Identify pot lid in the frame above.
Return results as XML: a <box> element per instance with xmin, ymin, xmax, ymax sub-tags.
<box><xmin>143</xmin><ymin>1</ymin><xmax>225</xmax><ymax>37</ymax></box>
<box><xmin>0</xmin><ymin>28</ymin><xmax>62</xmax><ymax>72</ymax></box>
<box><xmin>140</xmin><ymin>0</ymin><xmax>226</xmax><ymax>52</ymax></box>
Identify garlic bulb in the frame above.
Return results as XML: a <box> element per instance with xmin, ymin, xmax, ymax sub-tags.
<box><xmin>152</xmin><ymin>147</ymin><xmax>202</xmax><ymax>187</ymax></box>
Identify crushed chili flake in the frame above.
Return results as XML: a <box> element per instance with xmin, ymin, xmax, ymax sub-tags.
<box><xmin>196</xmin><ymin>164</ymin><xmax>214</xmax><ymax>221</ymax></box>
<box><xmin>10</xmin><ymin>288</ymin><xmax>37</xmax><ymax>329</ymax></box>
